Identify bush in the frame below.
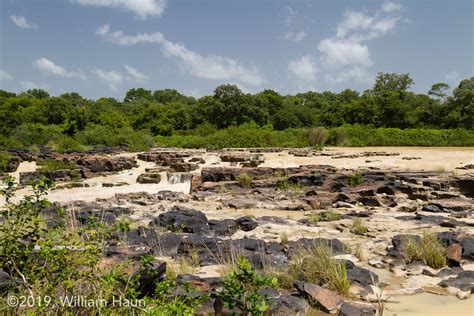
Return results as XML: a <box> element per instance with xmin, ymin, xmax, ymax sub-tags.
<box><xmin>37</xmin><ymin>158</ymin><xmax>77</xmax><ymax>172</ymax></box>
<box><xmin>405</xmin><ymin>232</ymin><xmax>447</xmax><ymax>269</ymax></box>
<box><xmin>307</xmin><ymin>211</ymin><xmax>341</xmax><ymax>223</ymax></box>
<box><xmin>0</xmin><ymin>152</ymin><xmax>12</xmax><ymax>172</ymax></box>
<box><xmin>237</xmin><ymin>172</ymin><xmax>253</xmax><ymax>188</ymax></box>
<box><xmin>218</xmin><ymin>256</ymin><xmax>277</xmax><ymax>315</ymax></box>
<box><xmin>351</xmin><ymin>218</ymin><xmax>368</xmax><ymax>235</ymax></box>
<box><xmin>347</xmin><ymin>171</ymin><xmax>364</xmax><ymax>186</ymax></box>
<box><xmin>307</xmin><ymin>127</ymin><xmax>328</xmax><ymax>149</ymax></box>
<box><xmin>284</xmin><ymin>242</ymin><xmax>350</xmax><ymax>296</ymax></box>
<box><xmin>53</xmin><ymin>136</ymin><xmax>85</xmax><ymax>152</ymax></box>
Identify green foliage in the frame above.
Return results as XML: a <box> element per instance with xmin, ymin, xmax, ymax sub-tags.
<box><xmin>237</xmin><ymin>172</ymin><xmax>253</xmax><ymax>188</ymax></box>
<box><xmin>283</xmin><ymin>242</ymin><xmax>350</xmax><ymax>296</ymax></box>
<box><xmin>0</xmin><ymin>75</ymin><xmax>473</xmax><ymax>151</ymax></box>
<box><xmin>404</xmin><ymin>232</ymin><xmax>447</xmax><ymax>269</ymax></box>
<box><xmin>307</xmin><ymin>210</ymin><xmax>341</xmax><ymax>223</ymax></box>
<box><xmin>37</xmin><ymin>159</ymin><xmax>77</xmax><ymax>172</ymax></box>
<box><xmin>347</xmin><ymin>171</ymin><xmax>364</xmax><ymax>186</ymax></box>
<box><xmin>218</xmin><ymin>256</ymin><xmax>277</xmax><ymax>315</ymax></box>
<box><xmin>0</xmin><ymin>152</ymin><xmax>12</xmax><ymax>172</ymax></box>
<box><xmin>351</xmin><ymin>218</ymin><xmax>368</xmax><ymax>235</ymax></box>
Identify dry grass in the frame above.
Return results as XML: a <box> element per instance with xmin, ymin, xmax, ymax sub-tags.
<box><xmin>237</xmin><ymin>172</ymin><xmax>253</xmax><ymax>188</ymax></box>
<box><xmin>307</xmin><ymin>210</ymin><xmax>341</xmax><ymax>223</ymax></box>
<box><xmin>405</xmin><ymin>231</ymin><xmax>447</xmax><ymax>269</ymax></box>
<box><xmin>280</xmin><ymin>231</ymin><xmax>289</xmax><ymax>245</ymax></box>
<box><xmin>351</xmin><ymin>218</ymin><xmax>368</xmax><ymax>235</ymax></box>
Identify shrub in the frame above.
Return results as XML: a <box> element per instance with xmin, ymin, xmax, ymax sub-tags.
<box><xmin>218</xmin><ymin>256</ymin><xmax>277</xmax><ymax>315</ymax></box>
<box><xmin>347</xmin><ymin>171</ymin><xmax>364</xmax><ymax>186</ymax></box>
<box><xmin>237</xmin><ymin>172</ymin><xmax>253</xmax><ymax>188</ymax></box>
<box><xmin>37</xmin><ymin>158</ymin><xmax>77</xmax><ymax>172</ymax></box>
<box><xmin>405</xmin><ymin>232</ymin><xmax>447</xmax><ymax>269</ymax></box>
<box><xmin>307</xmin><ymin>211</ymin><xmax>341</xmax><ymax>223</ymax></box>
<box><xmin>53</xmin><ymin>136</ymin><xmax>85</xmax><ymax>152</ymax></box>
<box><xmin>307</xmin><ymin>127</ymin><xmax>328</xmax><ymax>149</ymax></box>
<box><xmin>351</xmin><ymin>218</ymin><xmax>368</xmax><ymax>235</ymax></box>
<box><xmin>0</xmin><ymin>152</ymin><xmax>12</xmax><ymax>172</ymax></box>
<box><xmin>286</xmin><ymin>242</ymin><xmax>350</xmax><ymax>296</ymax></box>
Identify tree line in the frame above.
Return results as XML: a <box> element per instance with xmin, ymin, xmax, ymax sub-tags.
<box><xmin>0</xmin><ymin>73</ymin><xmax>472</xmax><ymax>151</ymax></box>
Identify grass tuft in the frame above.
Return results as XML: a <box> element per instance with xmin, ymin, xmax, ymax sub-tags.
<box><xmin>404</xmin><ymin>231</ymin><xmax>447</xmax><ymax>269</ymax></box>
<box><xmin>351</xmin><ymin>218</ymin><xmax>368</xmax><ymax>235</ymax></box>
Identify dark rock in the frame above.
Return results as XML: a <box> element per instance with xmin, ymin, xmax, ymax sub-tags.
<box><xmin>357</xmin><ymin>196</ymin><xmax>381</xmax><ymax>207</ymax></box>
<box><xmin>439</xmin><ymin>270</ymin><xmax>474</xmax><ymax>292</ymax></box>
<box><xmin>268</xmin><ymin>294</ymin><xmax>311</xmax><ymax>315</ymax></box>
<box><xmin>236</xmin><ymin>216</ymin><xmax>258</xmax><ymax>231</ymax></box>
<box><xmin>376</xmin><ymin>186</ymin><xmax>395</xmax><ymax>195</ymax></box>
<box><xmin>154</xmin><ymin>206</ymin><xmax>210</xmax><ymax>234</ymax></box>
<box><xmin>339</xmin><ymin>301</ymin><xmax>376</xmax><ymax>316</ymax></box>
<box><xmin>6</xmin><ymin>156</ymin><xmax>21</xmax><ymax>172</ymax></box>
<box><xmin>344</xmin><ymin>261</ymin><xmax>379</xmax><ymax>285</ymax></box>
<box><xmin>209</xmin><ymin>219</ymin><xmax>238</xmax><ymax>236</ymax></box>
<box><xmin>455</xmin><ymin>179</ymin><xmax>474</xmax><ymax>198</ymax></box>
<box><xmin>170</xmin><ymin>162</ymin><xmax>199</xmax><ymax>172</ymax></box>
<box><xmin>460</xmin><ymin>237</ymin><xmax>474</xmax><ymax>260</ymax></box>
<box><xmin>422</xmin><ymin>204</ymin><xmax>442</xmax><ymax>213</ymax></box>
<box><xmin>154</xmin><ymin>233</ymin><xmax>183</xmax><ymax>255</ymax></box>
<box><xmin>134</xmin><ymin>262</ymin><xmax>167</xmax><ymax>298</ymax></box>
<box><xmin>388</xmin><ymin>234</ymin><xmax>421</xmax><ymax>258</ymax></box>
<box><xmin>227</xmin><ymin>198</ymin><xmax>256</xmax><ymax>209</ymax></box>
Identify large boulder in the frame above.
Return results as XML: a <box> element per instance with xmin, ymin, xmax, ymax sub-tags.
<box><xmin>77</xmin><ymin>155</ymin><xmax>137</xmax><ymax>172</ymax></box>
<box><xmin>236</xmin><ymin>216</ymin><xmax>258</xmax><ymax>231</ymax></box>
<box><xmin>209</xmin><ymin>219</ymin><xmax>238</xmax><ymax>236</ymax></box>
<box><xmin>170</xmin><ymin>162</ymin><xmax>199</xmax><ymax>172</ymax></box>
<box><xmin>154</xmin><ymin>206</ymin><xmax>210</xmax><ymax>234</ymax></box>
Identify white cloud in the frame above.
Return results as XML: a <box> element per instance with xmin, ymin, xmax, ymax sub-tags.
<box><xmin>33</xmin><ymin>57</ymin><xmax>86</xmax><ymax>79</ymax></box>
<box><xmin>0</xmin><ymin>69</ymin><xmax>13</xmax><ymax>82</ymax></box>
<box><xmin>96</xmin><ymin>25</ymin><xmax>164</xmax><ymax>45</ymax></box>
<box><xmin>97</xmin><ymin>25</ymin><xmax>264</xmax><ymax>87</ymax></box>
<box><xmin>283</xmin><ymin>7</ymin><xmax>297</xmax><ymax>26</ymax></box>
<box><xmin>312</xmin><ymin>3</ymin><xmax>403</xmax><ymax>84</ymax></box>
<box><xmin>318</xmin><ymin>38</ymin><xmax>372</xmax><ymax>68</ymax></box>
<box><xmin>73</xmin><ymin>0</ymin><xmax>166</xmax><ymax>19</ymax></box>
<box><xmin>283</xmin><ymin>31</ymin><xmax>306</xmax><ymax>43</ymax></box>
<box><xmin>382</xmin><ymin>2</ymin><xmax>402</xmax><ymax>13</ymax></box>
<box><xmin>288</xmin><ymin>55</ymin><xmax>317</xmax><ymax>81</ymax></box>
<box><xmin>20</xmin><ymin>81</ymin><xmax>48</xmax><ymax>90</ymax></box>
<box><xmin>10</xmin><ymin>15</ymin><xmax>38</xmax><ymax>30</ymax></box>
<box><xmin>94</xmin><ymin>68</ymin><xmax>124</xmax><ymax>91</ymax></box>
<box><xmin>124</xmin><ymin>65</ymin><xmax>148</xmax><ymax>82</ymax></box>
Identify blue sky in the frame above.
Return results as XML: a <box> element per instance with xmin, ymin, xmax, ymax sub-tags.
<box><xmin>0</xmin><ymin>0</ymin><xmax>472</xmax><ymax>99</ymax></box>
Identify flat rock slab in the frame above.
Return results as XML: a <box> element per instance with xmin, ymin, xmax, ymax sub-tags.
<box><xmin>295</xmin><ymin>281</ymin><xmax>343</xmax><ymax>314</ymax></box>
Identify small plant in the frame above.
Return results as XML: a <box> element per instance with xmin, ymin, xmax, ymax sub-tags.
<box><xmin>280</xmin><ymin>231</ymin><xmax>289</xmax><ymax>245</ymax></box>
<box><xmin>404</xmin><ymin>232</ymin><xmax>447</xmax><ymax>269</ymax></box>
<box><xmin>237</xmin><ymin>172</ymin><xmax>253</xmax><ymax>188</ymax></box>
<box><xmin>353</xmin><ymin>243</ymin><xmax>364</xmax><ymax>260</ymax></box>
<box><xmin>276</xmin><ymin>177</ymin><xmax>301</xmax><ymax>191</ymax></box>
<box><xmin>307</xmin><ymin>210</ymin><xmax>341</xmax><ymax>223</ymax></box>
<box><xmin>288</xmin><ymin>242</ymin><xmax>350</xmax><ymax>296</ymax></box>
<box><xmin>351</xmin><ymin>218</ymin><xmax>368</xmax><ymax>235</ymax></box>
<box><xmin>347</xmin><ymin>171</ymin><xmax>364</xmax><ymax>186</ymax></box>
<box><xmin>0</xmin><ymin>152</ymin><xmax>13</xmax><ymax>172</ymax></box>
<box><xmin>37</xmin><ymin>158</ymin><xmax>77</xmax><ymax>172</ymax></box>
<box><xmin>218</xmin><ymin>256</ymin><xmax>277</xmax><ymax>315</ymax></box>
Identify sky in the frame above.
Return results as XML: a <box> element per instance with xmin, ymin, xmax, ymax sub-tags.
<box><xmin>0</xmin><ymin>0</ymin><xmax>472</xmax><ymax>99</ymax></box>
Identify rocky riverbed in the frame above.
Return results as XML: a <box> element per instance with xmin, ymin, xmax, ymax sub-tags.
<box><xmin>1</xmin><ymin>147</ymin><xmax>473</xmax><ymax>315</ymax></box>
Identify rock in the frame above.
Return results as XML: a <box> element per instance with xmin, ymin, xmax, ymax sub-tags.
<box><xmin>170</xmin><ymin>162</ymin><xmax>199</xmax><ymax>172</ymax></box>
<box><xmin>226</xmin><ymin>198</ymin><xmax>257</xmax><ymax>209</ymax></box>
<box><xmin>77</xmin><ymin>155</ymin><xmax>137</xmax><ymax>172</ymax></box>
<box><xmin>376</xmin><ymin>186</ymin><xmax>395</xmax><ymax>195</ymax></box>
<box><xmin>134</xmin><ymin>262</ymin><xmax>167</xmax><ymax>298</ymax></box>
<box><xmin>220</xmin><ymin>153</ymin><xmax>251</xmax><ymax>162</ymax></box>
<box><xmin>189</xmin><ymin>157</ymin><xmax>205</xmax><ymax>164</ymax></box>
<box><xmin>154</xmin><ymin>206</ymin><xmax>210</xmax><ymax>234</ymax></box>
<box><xmin>460</xmin><ymin>237</ymin><xmax>474</xmax><ymax>260</ymax></box>
<box><xmin>447</xmin><ymin>243</ymin><xmax>462</xmax><ymax>263</ymax></box>
<box><xmin>357</xmin><ymin>197</ymin><xmax>381</xmax><ymax>207</ymax></box>
<box><xmin>345</xmin><ymin>261</ymin><xmax>379</xmax><ymax>285</ymax></box>
<box><xmin>368</xmin><ymin>259</ymin><xmax>385</xmax><ymax>269</ymax></box>
<box><xmin>209</xmin><ymin>219</ymin><xmax>238</xmax><ymax>236</ymax></box>
<box><xmin>0</xmin><ymin>269</ymin><xmax>12</xmax><ymax>288</ymax></box>
<box><xmin>421</xmin><ymin>204</ymin><xmax>442</xmax><ymax>213</ymax></box>
<box><xmin>295</xmin><ymin>281</ymin><xmax>343</xmax><ymax>314</ymax></box>
<box><xmin>388</xmin><ymin>234</ymin><xmax>421</xmax><ymax>258</ymax></box>
<box><xmin>236</xmin><ymin>216</ymin><xmax>258</xmax><ymax>231</ymax></box>
<box><xmin>455</xmin><ymin>179</ymin><xmax>474</xmax><ymax>198</ymax></box>
<box><xmin>6</xmin><ymin>156</ymin><xmax>21</xmax><ymax>172</ymax></box>
<box><xmin>268</xmin><ymin>294</ymin><xmax>310</xmax><ymax>315</ymax></box>
<box><xmin>154</xmin><ymin>233</ymin><xmax>183</xmax><ymax>255</ymax></box>
<box><xmin>137</xmin><ymin>173</ymin><xmax>161</xmax><ymax>184</ymax></box>
<box><xmin>438</xmin><ymin>270</ymin><xmax>474</xmax><ymax>293</ymax></box>
<box><xmin>20</xmin><ymin>170</ymin><xmax>79</xmax><ymax>185</ymax></box>
<box><xmin>339</xmin><ymin>301</ymin><xmax>376</xmax><ymax>316</ymax></box>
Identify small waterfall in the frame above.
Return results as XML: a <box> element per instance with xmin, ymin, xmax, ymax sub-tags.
<box><xmin>166</xmin><ymin>172</ymin><xmax>193</xmax><ymax>184</ymax></box>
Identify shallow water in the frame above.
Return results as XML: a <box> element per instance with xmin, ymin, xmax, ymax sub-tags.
<box><xmin>385</xmin><ymin>293</ymin><xmax>473</xmax><ymax>316</ymax></box>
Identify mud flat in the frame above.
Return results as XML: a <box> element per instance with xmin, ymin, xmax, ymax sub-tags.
<box><xmin>2</xmin><ymin>146</ymin><xmax>473</xmax><ymax>315</ymax></box>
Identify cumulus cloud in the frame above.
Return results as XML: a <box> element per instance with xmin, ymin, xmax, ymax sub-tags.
<box><xmin>97</xmin><ymin>25</ymin><xmax>264</xmax><ymax>87</ymax></box>
<box><xmin>316</xmin><ymin>3</ymin><xmax>403</xmax><ymax>84</ymax></box>
<box><xmin>33</xmin><ymin>57</ymin><xmax>86</xmax><ymax>79</ymax></box>
<box><xmin>0</xmin><ymin>69</ymin><xmax>13</xmax><ymax>82</ymax></box>
<box><xmin>124</xmin><ymin>65</ymin><xmax>148</xmax><ymax>82</ymax></box>
<box><xmin>94</xmin><ymin>68</ymin><xmax>124</xmax><ymax>90</ymax></box>
<box><xmin>283</xmin><ymin>31</ymin><xmax>306</xmax><ymax>43</ymax></box>
<box><xmin>73</xmin><ymin>0</ymin><xmax>166</xmax><ymax>19</ymax></box>
<box><xmin>288</xmin><ymin>55</ymin><xmax>317</xmax><ymax>81</ymax></box>
<box><xmin>10</xmin><ymin>15</ymin><xmax>38</xmax><ymax>30</ymax></box>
